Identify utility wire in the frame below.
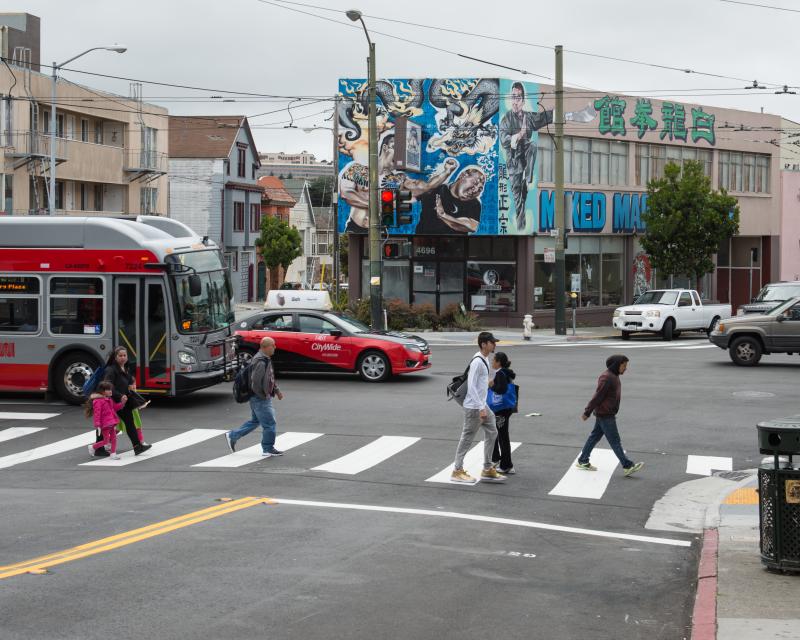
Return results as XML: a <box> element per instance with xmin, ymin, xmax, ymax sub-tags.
<box><xmin>720</xmin><ymin>0</ymin><xmax>800</xmax><ymax>12</ymax></box>
<box><xmin>267</xmin><ymin>0</ymin><xmax>788</xmax><ymax>88</ymax></box>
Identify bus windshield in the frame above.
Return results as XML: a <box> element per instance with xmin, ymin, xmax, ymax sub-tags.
<box><xmin>168</xmin><ymin>251</ymin><xmax>234</xmax><ymax>333</ymax></box>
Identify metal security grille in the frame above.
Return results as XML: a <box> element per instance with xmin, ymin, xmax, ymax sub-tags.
<box><xmin>759</xmin><ymin>467</ymin><xmax>800</xmax><ymax>570</ymax></box>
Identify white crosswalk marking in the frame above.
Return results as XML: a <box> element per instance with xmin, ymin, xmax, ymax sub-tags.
<box><xmin>193</xmin><ymin>431</ymin><xmax>324</xmax><ymax>468</ymax></box>
<box><xmin>0</xmin><ymin>411</ymin><xmax>61</xmax><ymax>421</ymax></box>
<box><xmin>426</xmin><ymin>441</ymin><xmax>522</xmax><ymax>484</ymax></box>
<box><xmin>313</xmin><ymin>436</ymin><xmax>420</xmax><ymax>475</ymax></box>
<box><xmin>0</xmin><ymin>430</ymin><xmax>96</xmax><ymax>469</ymax></box>
<box><xmin>80</xmin><ymin>429</ymin><xmax>226</xmax><ymax>467</ymax></box>
<box><xmin>0</xmin><ymin>426</ymin><xmax>46</xmax><ymax>443</ymax></box>
<box><xmin>672</xmin><ymin>344</ymin><xmax>717</xmax><ymax>350</ymax></box>
<box><xmin>548</xmin><ymin>449</ymin><xmax>620</xmax><ymax>499</ymax></box>
<box><xmin>686</xmin><ymin>455</ymin><xmax>733</xmax><ymax>476</ymax></box>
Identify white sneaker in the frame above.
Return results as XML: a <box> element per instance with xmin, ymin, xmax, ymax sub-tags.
<box><xmin>87</xmin><ymin>444</ymin><xmax>95</xmax><ymax>456</ymax></box>
<box><xmin>110</xmin><ymin>452</ymin><xmax>121</xmax><ymax>460</ymax></box>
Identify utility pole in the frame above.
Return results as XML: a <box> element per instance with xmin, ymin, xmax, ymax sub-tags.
<box><xmin>553</xmin><ymin>45</ymin><xmax>566</xmax><ymax>335</ymax></box>
<box><xmin>332</xmin><ymin>96</ymin><xmax>340</xmax><ymax>300</ymax></box>
<box><xmin>367</xmin><ymin>42</ymin><xmax>383</xmax><ymax>329</ymax></box>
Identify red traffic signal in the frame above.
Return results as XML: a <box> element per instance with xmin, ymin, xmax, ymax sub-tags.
<box><xmin>381</xmin><ymin>189</ymin><xmax>394</xmax><ymax>204</ymax></box>
<box><xmin>383</xmin><ymin>243</ymin><xmax>399</xmax><ymax>258</ymax></box>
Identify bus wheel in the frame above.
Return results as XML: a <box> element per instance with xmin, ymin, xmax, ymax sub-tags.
<box><xmin>55</xmin><ymin>352</ymin><xmax>100</xmax><ymax>405</ymax></box>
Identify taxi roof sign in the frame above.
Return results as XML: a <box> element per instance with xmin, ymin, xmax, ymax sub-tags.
<box><xmin>264</xmin><ymin>289</ymin><xmax>332</xmax><ymax>311</ymax></box>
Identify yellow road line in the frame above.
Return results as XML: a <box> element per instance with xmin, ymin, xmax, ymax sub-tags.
<box><xmin>724</xmin><ymin>487</ymin><xmax>759</xmax><ymax>505</ymax></box>
<box><xmin>0</xmin><ymin>497</ymin><xmax>274</xmax><ymax>580</ymax></box>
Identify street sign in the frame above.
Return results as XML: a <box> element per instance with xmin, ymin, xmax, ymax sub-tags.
<box><xmin>571</xmin><ymin>273</ymin><xmax>581</xmax><ymax>293</ymax></box>
<box><xmin>544</xmin><ymin>248</ymin><xmax>555</xmax><ymax>264</ymax></box>
<box><xmin>549</xmin><ymin>229</ymin><xmax>559</xmax><ymax>237</ymax></box>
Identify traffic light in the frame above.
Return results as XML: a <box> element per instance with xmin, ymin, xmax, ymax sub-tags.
<box><xmin>381</xmin><ymin>189</ymin><xmax>395</xmax><ymax>228</ymax></box>
<box><xmin>396</xmin><ymin>189</ymin><xmax>413</xmax><ymax>225</ymax></box>
<box><xmin>383</xmin><ymin>243</ymin><xmax>399</xmax><ymax>259</ymax></box>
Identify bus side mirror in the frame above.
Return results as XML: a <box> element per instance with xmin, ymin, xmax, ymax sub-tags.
<box><xmin>189</xmin><ymin>274</ymin><xmax>202</xmax><ymax>297</ymax></box>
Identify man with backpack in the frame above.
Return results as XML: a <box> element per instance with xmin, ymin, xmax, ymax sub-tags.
<box><xmin>225</xmin><ymin>336</ymin><xmax>285</xmax><ymax>457</ymax></box>
<box><xmin>451</xmin><ymin>331</ymin><xmax>506</xmax><ymax>484</ymax></box>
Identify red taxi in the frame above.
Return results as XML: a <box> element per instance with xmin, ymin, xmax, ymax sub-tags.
<box><xmin>235</xmin><ymin>309</ymin><xmax>431</xmax><ymax>382</ymax></box>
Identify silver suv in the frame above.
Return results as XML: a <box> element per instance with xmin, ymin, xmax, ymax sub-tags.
<box><xmin>710</xmin><ymin>296</ymin><xmax>800</xmax><ymax>366</ymax></box>
<box><xmin>737</xmin><ymin>281</ymin><xmax>800</xmax><ymax>315</ymax></box>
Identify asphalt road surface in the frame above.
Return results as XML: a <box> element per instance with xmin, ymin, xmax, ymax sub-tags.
<box><xmin>1</xmin><ymin>333</ymin><xmax>796</xmax><ymax>640</ymax></box>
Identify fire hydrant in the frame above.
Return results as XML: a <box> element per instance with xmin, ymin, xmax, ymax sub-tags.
<box><xmin>522</xmin><ymin>314</ymin><xmax>534</xmax><ymax>340</ymax></box>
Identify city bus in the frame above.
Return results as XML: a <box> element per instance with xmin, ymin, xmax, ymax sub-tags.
<box><xmin>0</xmin><ymin>215</ymin><xmax>237</xmax><ymax>404</ymax></box>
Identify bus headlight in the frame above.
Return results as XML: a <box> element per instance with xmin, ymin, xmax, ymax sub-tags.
<box><xmin>178</xmin><ymin>351</ymin><xmax>196</xmax><ymax>365</ymax></box>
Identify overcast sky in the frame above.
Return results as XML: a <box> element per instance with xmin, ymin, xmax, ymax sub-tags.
<box><xmin>20</xmin><ymin>0</ymin><xmax>800</xmax><ymax>162</ymax></box>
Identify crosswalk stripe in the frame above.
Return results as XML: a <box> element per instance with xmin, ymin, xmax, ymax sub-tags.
<box><xmin>0</xmin><ymin>431</ymin><xmax>96</xmax><ymax>469</ymax></box>
<box><xmin>80</xmin><ymin>429</ymin><xmax>226</xmax><ymax>467</ymax></box>
<box><xmin>425</xmin><ymin>441</ymin><xmax>522</xmax><ymax>484</ymax></box>
<box><xmin>0</xmin><ymin>427</ymin><xmax>46</xmax><ymax>444</ymax></box>
<box><xmin>193</xmin><ymin>431</ymin><xmax>324</xmax><ymax>468</ymax></box>
<box><xmin>0</xmin><ymin>412</ymin><xmax>61</xmax><ymax>421</ymax></box>
<box><xmin>548</xmin><ymin>449</ymin><xmax>620</xmax><ymax>499</ymax></box>
<box><xmin>686</xmin><ymin>455</ymin><xmax>733</xmax><ymax>476</ymax></box>
<box><xmin>312</xmin><ymin>436</ymin><xmax>420</xmax><ymax>475</ymax></box>
<box><xmin>672</xmin><ymin>344</ymin><xmax>716</xmax><ymax>350</ymax></box>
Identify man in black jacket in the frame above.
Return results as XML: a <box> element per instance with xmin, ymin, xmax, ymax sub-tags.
<box><xmin>576</xmin><ymin>354</ymin><xmax>643</xmax><ymax>477</ymax></box>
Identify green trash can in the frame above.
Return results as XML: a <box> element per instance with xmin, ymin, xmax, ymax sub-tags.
<box><xmin>757</xmin><ymin>415</ymin><xmax>800</xmax><ymax>572</ymax></box>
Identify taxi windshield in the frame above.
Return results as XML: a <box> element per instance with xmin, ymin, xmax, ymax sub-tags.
<box><xmin>331</xmin><ymin>313</ymin><xmax>370</xmax><ymax>334</ymax></box>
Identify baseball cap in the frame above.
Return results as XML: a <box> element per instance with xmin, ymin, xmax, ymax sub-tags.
<box><xmin>477</xmin><ymin>331</ymin><xmax>497</xmax><ymax>346</ymax></box>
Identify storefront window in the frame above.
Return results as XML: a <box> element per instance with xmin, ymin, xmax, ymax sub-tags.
<box><xmin>601</xmin><ymin>236</ymin><xmax>624</xmax><ymax>306</ymax></box>
<box><xmin>412</xmin><ymin>236</ymin><xmax>465</xmax><ymax>260</ymax></box>
<box><xmin>467</xmin><ymin>262</ymin><xmax>516</xmax><ymax>311</ymax></box>
<box><xmin>534</xmin><ymin>236</ymin><xmax>625</xmax><ymax>309</ymax></box>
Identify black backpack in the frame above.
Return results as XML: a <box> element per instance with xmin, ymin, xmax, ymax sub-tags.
<box><xmin>446</xmin><ymin>356</ymin><xmax>487</xmax><ymax>406</ymax></box>
<box><xmin>232</xmin><ymin>361</ymin><xmax>254</xmax><ymax>403</ymax></box>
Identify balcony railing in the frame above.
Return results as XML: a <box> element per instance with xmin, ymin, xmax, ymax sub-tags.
<box><xmin>4</xmin><ymin>131</ymin><xmax>68</xmax><ymax>164</ymax></box>
<box><xmin>125</xmin><ymin>149</ymin><xmax>167</xmax><ymax>175</ymax></box>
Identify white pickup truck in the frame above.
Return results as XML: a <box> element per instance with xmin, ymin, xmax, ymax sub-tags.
<box><xmin>612</xmin><ymin>289</ymin><xmax>732</xmax><ymax>341</ymax></box>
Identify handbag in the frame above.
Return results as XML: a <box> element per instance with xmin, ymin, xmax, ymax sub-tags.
<box><xmin>487</xmin><ymin>374</ymin><xmax>520</xmax><ymax>414</ymax></box>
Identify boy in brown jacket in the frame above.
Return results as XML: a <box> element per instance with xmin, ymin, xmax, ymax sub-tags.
<box><xmin>576</xmin><ymin>354</ymin><xmax>643</xmax><ymax>477</ymax></box>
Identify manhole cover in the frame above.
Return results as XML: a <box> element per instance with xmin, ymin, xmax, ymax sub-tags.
<box><xmin>732</xmin><ymin>391</ymin><xmax>776</xmax><ymax>399</ymax></box>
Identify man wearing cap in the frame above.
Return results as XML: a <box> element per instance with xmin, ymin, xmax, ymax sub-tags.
<box><xmin>451</xmin><ymin>331</ymin><xmax>507</xmax><ymax>484</ymax></box>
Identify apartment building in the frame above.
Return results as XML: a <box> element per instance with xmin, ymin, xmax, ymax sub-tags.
<box><xmin>1</xmin><ymin>51</ymin><xmax>167</xmax><ymax>217</ymax></box>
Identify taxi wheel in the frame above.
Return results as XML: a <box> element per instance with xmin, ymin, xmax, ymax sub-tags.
<box><xmin>357</xmin><ymin>350</ymin><xmax>391</xmax><ymax>382</ymax></box>
<box><xmin>237</xmin><ymin>346</ymin><xmax>256</xmax><ymax>367</ymax></box>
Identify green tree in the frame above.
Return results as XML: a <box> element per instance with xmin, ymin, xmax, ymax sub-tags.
<box><xmin>641</xmin><ymin>160</ymin><xmax>739</xmax><ymax>293</ymax></box>
<box><xmin>254</xmin><ymin>215</ymin><xmax>303</xmax><ymax>290</ymax></box>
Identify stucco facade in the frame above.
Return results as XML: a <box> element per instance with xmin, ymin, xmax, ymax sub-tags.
<box><xmin>1</xmin><ymin>60</ymin><xmax>168</xmax><ymax>217</ymax></box>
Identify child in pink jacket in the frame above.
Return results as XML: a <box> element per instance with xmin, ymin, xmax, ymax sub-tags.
<box><xmin>86</xmin><ymin>381</ymin><xmax>127</xmax><ymax>460</ymax></box>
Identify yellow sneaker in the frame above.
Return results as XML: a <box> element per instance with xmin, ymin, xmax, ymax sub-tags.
<box><xmin>451</xmin><ymin>469</ymin><xmax>476</xmax><ymax>483</ymax></box>
<box><xmin>480</xmin><ymin>467</ymin><xmax>508</xmax><ymax>483</ymax></box>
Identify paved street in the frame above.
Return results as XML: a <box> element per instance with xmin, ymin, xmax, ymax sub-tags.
<box><xmin>1</xmin><ymin>334</ymin><xmax>797</xmax><ymax>640</ymax></box>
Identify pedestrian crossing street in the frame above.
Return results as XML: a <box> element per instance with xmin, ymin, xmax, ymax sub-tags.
<box><xmin>0</xmin><ymin>411</ymin><xmax>738</xmax><ymax>501</ymax></box>
<box><xmin>542</xmin><ymin>339</ymin><xmax>718</xmax><ymax>351</ymax></box>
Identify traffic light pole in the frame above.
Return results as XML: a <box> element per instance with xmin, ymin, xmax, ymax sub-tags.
<box><xmin>553</xmin><ymin>45</ymin><xmax>567</xmax><ymax>335</ymax></box>
<box><xmin>367</xmin><ymin>42</ymin><xmax>384</xmax><ymax>330</ymax></box>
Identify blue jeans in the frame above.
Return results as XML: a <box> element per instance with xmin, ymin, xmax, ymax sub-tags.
<box><xmin>578</xmin><ymin>415</ymin><xmax>633</xmax><ymax>469</ymax></box>
<box><xmin>228</xmin><ymin>396</ymin><xmax>277</xmax><ymax>452</ymax></box>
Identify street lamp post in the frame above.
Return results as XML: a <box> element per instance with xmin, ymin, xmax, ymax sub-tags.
<box><xmin>346</xmin><ymin>9</ymin><xmax>382</xmax><ymax>330</ymax></box>
<box><xmin>49</xmin><ymin>45</ymin><xmax>126</xmax><ymax>215</ymax></box>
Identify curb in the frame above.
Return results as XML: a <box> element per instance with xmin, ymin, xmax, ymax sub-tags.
<box><xmin>691</xmin><ymin>528</ymin><xmax>719</xmax><ymax>640</ymax></box>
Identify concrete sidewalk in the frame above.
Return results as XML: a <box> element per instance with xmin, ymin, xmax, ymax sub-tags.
<box><xmin>694</xmin><ymin>473</ymin><xmax>800</xmax><ymax>640</ymax></box>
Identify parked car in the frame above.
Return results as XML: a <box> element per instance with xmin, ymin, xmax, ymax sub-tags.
<box><xmin>235</xmin><ymin>302</ymin><xmax>430</xmax><ymax>382</ymax></box>
<box><xmin>612</xmin><ymin>289</ymin><xmax>732</xmax><ymax>340</ymax></box>
<box><xmin>737</xmin><ymin>281</ymin><xmax>800</xmax><ymax>316</ymax></box>
<box><xmin>709</xmin><ymin>296</ymin><xmax>800</xmax><ymax>366</ymax></box>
